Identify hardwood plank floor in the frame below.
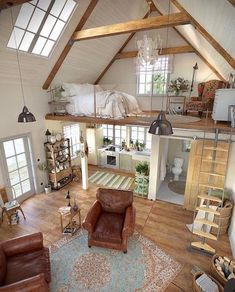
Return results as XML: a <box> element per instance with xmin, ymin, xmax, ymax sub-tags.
<box><xmin>0</xmin><ymin>167</ymin><xmax>232</xmax><ymax>291</ymax></box>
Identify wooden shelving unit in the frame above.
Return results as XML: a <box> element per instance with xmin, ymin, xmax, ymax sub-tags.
<box><xmin>44</xmin><ymin>138</ymin><xmax>72</xmax><ymax>190</ymax></box>
<box><xmin>191</xmin><ymin>129</ymin><xmax>230</xmax><ymax>254</ymax></box>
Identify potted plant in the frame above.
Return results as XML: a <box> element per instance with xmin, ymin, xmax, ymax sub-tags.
<box><xmin>168</xmin><ymin>77</ymin><xmax>189</xmax><ymax>96</ymax></box>
<box><xmin>38</xmin><ymin>162</ymin><xmax>51</xmax><ymax>194</ymax></box>
<box><xmin>135</xmin><ymin>162</ymin><xmax>149</xmax><ymax>197</ymax></box>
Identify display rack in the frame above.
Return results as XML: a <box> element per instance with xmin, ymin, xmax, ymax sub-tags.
<box><xmin>44</xmin><ymin>138</ymin><xmax>72</xmax><ymax>190</ymax></box>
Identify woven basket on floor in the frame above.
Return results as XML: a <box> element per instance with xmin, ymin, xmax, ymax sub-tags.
<box><xmin>192</xmin><ymin>271</ymin><xmax>224</xmax><ymax>292</ymax></box>
<box><xmin>210</xmin><ymin>254</ymin><xmax>228</xmax><ymax>286</ymax></box>
<box><xmin>211</xmin><ymin>200</ymin><xmax>233</xmax><ymax>235</ymax></box>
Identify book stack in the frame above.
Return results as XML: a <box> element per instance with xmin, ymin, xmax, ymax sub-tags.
<box><xmin>8</xmin><ymin>211</ymin><xmax>19</xmax><ymax>225</ymax></box>
<box><xmin>196</xmin><ymin>273</ymin><xmax>219</xmax><ymax>292</ymax></box>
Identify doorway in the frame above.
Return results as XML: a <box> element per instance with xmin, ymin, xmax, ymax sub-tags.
<box><xmin>0</xmin><ymin>134</ymin><xmax>35</xmax><ymax>202</ymax></box>
<box><xmin>156</xmin><ymin>137</ymin><xmax>192</xmax><ymax>205</ymax></box>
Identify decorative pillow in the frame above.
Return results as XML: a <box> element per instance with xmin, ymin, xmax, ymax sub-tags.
<box><xmin>0</xmin><ymin>246</ymin><xmax>6</xmax><ymax>285</ymax></box>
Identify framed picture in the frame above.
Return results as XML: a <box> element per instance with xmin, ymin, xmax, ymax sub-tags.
<box><xmin>228</xmin><ymin>105</ymin><xmax>235</xmax><ymax>127</ymax></box>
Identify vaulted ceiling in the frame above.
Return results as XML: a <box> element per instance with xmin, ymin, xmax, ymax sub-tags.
<box><xmin>0</xmin><ymin>0</ymin><xmax>234</xmax><ymax>88</ymax></box>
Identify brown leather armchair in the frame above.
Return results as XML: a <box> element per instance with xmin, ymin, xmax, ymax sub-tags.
<box><xmin>83</xmin><ymin>188</ymin><xmax>136</xmax><ymax>253</ymax></box>
<box><xmin>0</xmin><ymin>232</ymin><xmax>51</xmax><ymax>292</ymax></box>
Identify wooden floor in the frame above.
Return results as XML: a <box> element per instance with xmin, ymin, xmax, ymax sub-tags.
<box><xmin>45</xmin><ymin>111</ymin><xmax>234</xmax><ymax>133</ymax></box>
<box><xmin>0</xmin><ymin>167</ymin><xmax>232</xmax><ymax>291</ymax></box>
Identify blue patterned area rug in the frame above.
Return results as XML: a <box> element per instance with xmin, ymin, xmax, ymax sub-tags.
<box><xmin>50</xmin><ymin>231</ymin><xmax>182</xmax><ymax>291</ymax></box>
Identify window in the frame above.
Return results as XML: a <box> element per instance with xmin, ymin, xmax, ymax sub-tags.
<box><xmin>130</xmin><ymin>126</ymin><xmax>151</xmax><ymax>150</ymax></box>
<box><xmin>63</xmin><ymin>123</ymin><xmax>80</xmax><ymax>158</ymax></box>
<box><xmin>7</xmin><ymin>0</ymin><xmax>77</xmax><ymax>57</ymax></box>
<box><xmin>137</xmin><ymin>56</ymin><xmax>171</xmax><ymax>96</ymax></box>
<box><xmin>102</xmin><ymin>124</ymin><xmax>126</xmax><ymax>145</ymax></box>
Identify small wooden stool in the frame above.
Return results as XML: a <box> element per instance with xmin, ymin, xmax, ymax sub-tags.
<box><xmin>58</xmin><ymin>206</ymin><xmax>81</xmax><ymax>235</ymax></box>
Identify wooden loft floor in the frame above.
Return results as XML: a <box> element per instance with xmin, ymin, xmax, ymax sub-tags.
<box><xmin>0</xmin><ymin>166</ymin><xmax>232</xmax><ymax>291</ymax></box>
<box><xmin>45</xmin><ymin>112</ymin><xmax>234</xmax><ymax>133</ymax></box>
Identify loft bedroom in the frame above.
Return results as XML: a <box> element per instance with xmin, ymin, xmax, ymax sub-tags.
<box><xmin>0</xmin><ymin>0</ymin><xmax>235</xmax><ymax>291</ymax></box>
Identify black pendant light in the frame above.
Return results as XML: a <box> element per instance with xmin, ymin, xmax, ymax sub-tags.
<box><xmin>149</xmin><ymin>111</ymin><xmax>173</xmax><ymax>135</ymax></box>
<box><xmin>10</xmin><ymin>7</ymin><xmax>36</xmax><ymax>123</ymax></box>
<box><xmin>18</xmin><ymin>106</ymin><xmax>36</xmax><ymax>123</ymax></box>
<box><xmin>148</xmin><ymin>0</ymin><xmax>173</xmax><ymax>136</ymax></box>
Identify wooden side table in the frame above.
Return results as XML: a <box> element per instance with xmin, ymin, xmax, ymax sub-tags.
<box><xmin>166</xmin><ymin>95</ymin><xmax>186</xmax><ymax>114</ymax></box>
<box><xmin>58</xmin><ymin>207</ymin><xmax>81</xmax><ymax>235</ymax></box>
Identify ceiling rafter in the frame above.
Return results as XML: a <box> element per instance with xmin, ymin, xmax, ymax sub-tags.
<box><xmin>72</xmin><ymin>12</ymin><xmax>190</xmax><ymax>41</ymax></box>
<box><xmin>42</xmin><ymin>0</ymin><xmax>99</xmax><ymax>90</ymax></box>
<box><xmin>115</xmin><ymin>46</ymin><xmax>195</xmax><ymax>59</ymax></box>
<box><xmin>0</xmin><ymin>0</ymin><xmax>28</xmax><ymax>10</ymax></box>
<box><xmin>227</xmin><ymin>0</ymin><xmax>235</xmax><ymax>7</ymax></box>
<box><xmin>150</xmin><ymin>0</ymin><xmax>226</xmax><ymax>81</ymax></box>
<box><xmin>95</xmin><ymin>0</ymin><xmax>225</xmax><ymax>84</ymax></box>
<box><xmin>94</xmin><ymin>12</ymin><xmax>149</xmax><ymax>85</ymax></box>
<box><xmin>171</xmin><ymin>0</ymin><xmax>235</xmax><ymax>70</ymax></box>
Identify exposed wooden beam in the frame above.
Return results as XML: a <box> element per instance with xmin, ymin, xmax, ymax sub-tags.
<box><xmin>115</xmin><ymin>46</ymin><xmax>195</xmax><ymax>59</ymax></box>
<box><xmin>227</xmin><ymin>0</ymin><xmax>235</xmax><ymax>6</ymax></box>
<box><xmin>0</xmin><ymin>0</ymin><xmax>28</xmax><ymax>9</ymax></box>
<box><xmin>73</xmin><ymin>12</ymin><xmax>190</xmax><ymax>41</ymax></box>
<box><xmin>42</xmin><ymin>0</ymin><xmax>99</xmax><ymax>90</ymax></box>
<box><xmin>94</xmin><ymin>12</ymin><xmax>149</xmax><ymax>84</ymax></box>
<box><xmin>171</xmin><ymin>0</ymin><xmax>235</xmax><ymax>70</ymax></box>
<box><xmin>148</xmin><ymin>2</ymin><xmax>226</xmax><ymax>81</ymax></box>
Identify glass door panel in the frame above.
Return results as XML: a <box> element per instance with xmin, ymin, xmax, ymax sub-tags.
<box><xmin>1</xmin><ymin>136</ymin><xmax>35</xmax><ymax>201</ymax></box>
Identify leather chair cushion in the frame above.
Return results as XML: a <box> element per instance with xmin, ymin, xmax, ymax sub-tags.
<box><xmin>4</xmin><ymin>249</ymin><xmax>48</xmax><ymax>285</ymax></box>
<box><xmin>92</xmin><ymin>212</ymin><xmax>124</xmax><ymax>244</ymax></box>
<box><xmin>0</xmin><ymin>246</ymin><xmax>6</xmax><ymax>285</ymax></box>
<box><xmin>97</xmin><ymin>188</ymin><xmax>133</xmax><ymax>214</ymax></box>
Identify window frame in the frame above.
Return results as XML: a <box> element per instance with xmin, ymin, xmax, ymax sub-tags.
<box><xmin>7</xmin><ymin>0</ymin><xmax>77</xmax><ymax>57</ymax></box>
<box><xmin>130</xmin><ymin>126</ymin><xmax>151</xmax><ymax>150</ymax></box>
<box><xmin>102</xmin><ymin>124</ymin><xmax>126</xmax><ymax>146</ymax></box>
<box><xmin>63</xmin><ymin>123</ymin><xmax>80</xmax><ymax>159</ymax></box>
<box><xmin>136</xmin><ymin>56</ymin><xmax>171</xmax><ymax>97</ymax></box>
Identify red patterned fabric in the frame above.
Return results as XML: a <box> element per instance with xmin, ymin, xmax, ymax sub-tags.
<box><xmin>186</xmin><ymin>80</ymin><xmax>226</xmax><ymax>113</ymax></box>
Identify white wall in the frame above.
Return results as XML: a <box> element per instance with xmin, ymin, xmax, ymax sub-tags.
<box><xmin>99</xmin><ymin>53</ymin><xmax>218</xmax><ymax>111</ymax></box>
<box><xmin>0</xmin><ymin>83</ymin><xmax>49</xmax><ymax>193</ymax></box>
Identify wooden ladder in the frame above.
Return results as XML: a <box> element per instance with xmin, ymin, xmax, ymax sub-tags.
<box><xmin>191</xmin><ymin>129</ymin><xmax>230</xmax><ymax>254</ymax></box>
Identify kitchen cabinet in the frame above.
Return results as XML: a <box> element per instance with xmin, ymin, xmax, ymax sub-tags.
<box><xmin>119</xmin><ymin>153</ymin><xmax>132</xmax><ymax>172</ymax></box>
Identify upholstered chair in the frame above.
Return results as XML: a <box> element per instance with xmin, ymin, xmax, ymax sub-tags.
<box><xmin>0</xmin><ymin>232</ymin><xmax>51</xmax><ymax>292</ymax></box>
<box><xmin>83</xmin><ymin>188</ymin><xmax>136</xmax><ymax>253</ymax></box>
<box><xmin>185</xmin><ymin>80</ymin><xmax>226</xmax><ymax>117</ymax></box>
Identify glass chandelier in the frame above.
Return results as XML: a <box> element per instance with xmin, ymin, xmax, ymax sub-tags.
<box><xmin>136</xmin><ymin>34</ymin><xmax>162</xmax><ymax>68</ymax></box>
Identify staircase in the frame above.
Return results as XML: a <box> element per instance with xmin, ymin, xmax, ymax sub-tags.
<box><xmin>191</xmin><ymin>129</ymin><xmax>230</xmax><ymax>254</ymax></box>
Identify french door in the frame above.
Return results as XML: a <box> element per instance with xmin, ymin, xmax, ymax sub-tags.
<box><xmin>0</xmin><ymin>135</ymin><xmax>35</xmax><ymax>202</ymax></box>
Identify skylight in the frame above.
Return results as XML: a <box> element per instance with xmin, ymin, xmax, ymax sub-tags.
<box><xmin>7</xmin><ymin>0</ymin><xmax>77</xmax><ymax>57</ymax></box>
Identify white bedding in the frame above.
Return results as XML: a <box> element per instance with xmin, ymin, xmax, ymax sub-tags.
<box><xmin>63</xmin><ymin>83</ymin><xmax>141</xmax><ymax>118</ymax></box>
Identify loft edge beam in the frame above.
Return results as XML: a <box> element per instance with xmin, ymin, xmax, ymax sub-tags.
<box><xmin>72</xmin><ymin>12</ymin><xmax>190</xmax><ymax>41</ymax></box>
<box><xmin>171</xmin><ymin>0</ymin><xmax>235</xmax><ymax>70</ymax></box>
<box><xmin>42</xmin><ymin>0</ymin><xmax>99</xmax><ymax>90</ymax></box>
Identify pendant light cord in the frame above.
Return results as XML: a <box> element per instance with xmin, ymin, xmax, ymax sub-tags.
<box><xmin>161</xmin><ymin>0</ymin><xmax>171</xmax><ymax>112</ymax></box>
<box><xmin>10</xmin><ymin>7</ymin><xmax>26</xmax><ymax>106</ymax></box>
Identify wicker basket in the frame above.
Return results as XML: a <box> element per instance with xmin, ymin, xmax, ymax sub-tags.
<box><xmin>211</xmin><ymin>200</ymin><xmax>233</xmax><ymax>235</ymax></box>
<box><xmin>210</xmin><ymin>254</ymin><xmax>228</xmax><ymax>286</ymax></box>
<box><xmin>192</xmin><ymin>271</ymin><xmax>224</xmax><ymax>292</ymax></box>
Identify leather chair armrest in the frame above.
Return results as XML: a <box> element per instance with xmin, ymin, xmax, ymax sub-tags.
<box><xmin>82</xmin><ymin>201</ymin><xmax>102</xmax><ymax>233</ymax></box>
<box><xmin>122</xmin><ymin>205</ymin><xmax>136</xmax><ymax>237</ymax></box>
<box><xmin>2</xmin><ymin>232</ymin><xmax>43</xmax><ymax>257</ymax></box>
<box><xmin>0</xmin><ymin>274</ymin><xmax>49</xmax><ymax>292</ymax></box>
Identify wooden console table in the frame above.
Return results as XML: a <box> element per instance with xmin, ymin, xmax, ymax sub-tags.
<box><xmin>58</xmin><ymin>206</ymin><xmax>81</xmax><ymax>235</ymax></box>
<box><xmin>166</xmin><ymin>95</ymin><xmax>186</xmax><ymax>114</ymax></box>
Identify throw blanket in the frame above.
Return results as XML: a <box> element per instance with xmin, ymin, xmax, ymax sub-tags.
<box><xmin>63</xmin><ymin>83</ymin><xmax>141</xmax><ymax>118</ymax></box>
